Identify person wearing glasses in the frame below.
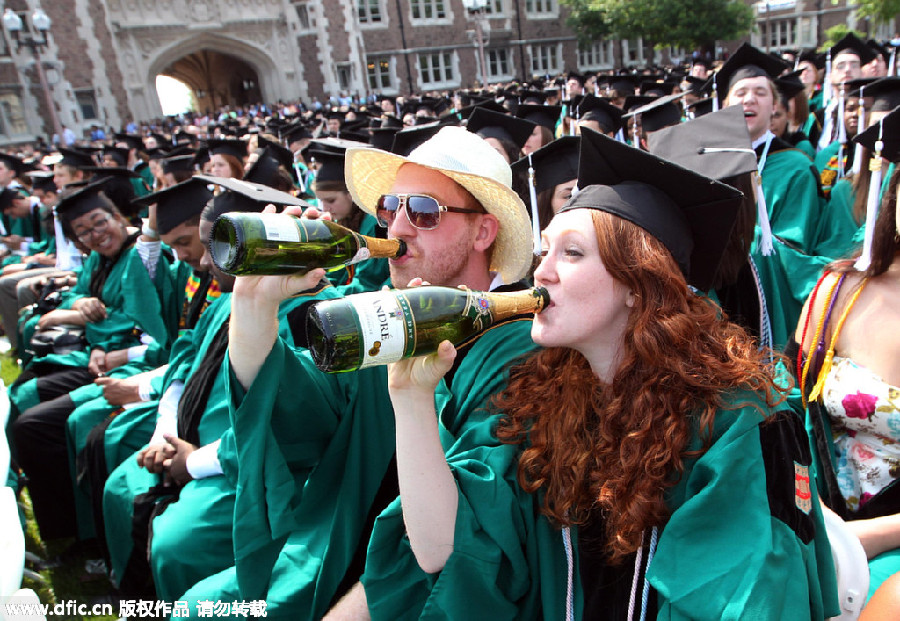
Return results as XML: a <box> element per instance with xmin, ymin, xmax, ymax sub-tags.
<box><xmin>10</xmin><ymin>181</ymin><xmax>187</xmax><ymax>543</ymax></box>
<box><xmin>174</xmin><ymin>126</ymin><xmax>535</xmax><ymax>618</ymax></box>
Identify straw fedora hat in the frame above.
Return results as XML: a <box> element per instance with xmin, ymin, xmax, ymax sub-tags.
<box><xmin>344</xmin><ymin>125</ymin><xmax>533</xmax><ymax>284</ymax></box>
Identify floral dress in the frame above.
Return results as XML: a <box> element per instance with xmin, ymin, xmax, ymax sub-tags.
<box><xmin>822</xmin><ymin>356</ymin><xmax>900</xmax><ymax>511</ymax></box>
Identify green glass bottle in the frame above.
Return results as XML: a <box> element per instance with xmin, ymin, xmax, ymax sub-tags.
<box><xmin>210</xmin><ymin>212</ymin><xmax>406</xmax><ymax>276</ymax></box>
<box><xmin>306</xmin><ymin>285</ymin><xmax>550</xmax><ymax>372</ymax></box>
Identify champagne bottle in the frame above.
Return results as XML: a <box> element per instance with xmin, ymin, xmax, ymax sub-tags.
<box><xmin>306</xmin><ymin>285</ymin><xmax>550</xmax><ymax>372</ymax></box>
<box><xmin>210</xmin><ymin>212</ymin><xmax>406</xmax><ymax>276</ymax></box>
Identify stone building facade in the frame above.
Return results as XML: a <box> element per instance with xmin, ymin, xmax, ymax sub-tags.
<box><xmin>0</xmin><ymin>0</ymin><xmax>885</xmax><ymax>146</ymax></box>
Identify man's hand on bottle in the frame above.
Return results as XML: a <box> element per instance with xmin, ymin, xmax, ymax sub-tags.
<box><xmin>231</xmin><ymin>203</ymin><xmax>326</xmax><ymax>306</ymax></box>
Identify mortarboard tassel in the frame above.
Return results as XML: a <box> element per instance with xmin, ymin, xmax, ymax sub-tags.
<box><xmin>890</xmin><ymin>48</ymin><xmax>897</xmax><ymax>77</ymax></box>
<box><xmin>854</xmin><ymin>119</ymin><xmax>885</xmax><ymax>271</ymax></box>
<box><xmin>852</xmin><ymin>86</ymin><xmax>866</xmax><ymax>175</ymax></box>
<box><xmin>823</xmin><ymin>50</ymin><xmax>833</xmax><ymax>108</ymax></box>
<box><xmin>711</xmin><ymin>74</ymin><xmax>719</xmax><ymax>112</ymax></box>
<box><xmin>755</xmin><ymin>132</ymin><xmax>776</xmax><ymax>257</ymax></box>
<box><xmin>526</xmin><ymin>153</ymin><xmax>541</xmax><ymax>256</ymax></box>
<box><xmin>753</xmin><ymin>171</ymin><xmax>775</xmax><ymax>256</ymax></box>
<box><xmin>836</xmin><ymin>88</ymin><xmax>846</xmax><ymax>180</ymax></box>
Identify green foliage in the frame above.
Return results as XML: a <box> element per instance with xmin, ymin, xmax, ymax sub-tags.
<box><xmin>856</xmin><ymin>0</ymin><xmax>900</xmax><ymax>25</ymax></box>
<box><xmin>821</xmin><ymin>24</ymin><xmax>866</xmax><ymax>51</ymax></box>
<box><xmin>563</xmin><ymin>0</ymin><xmax>754</xmax><ymax>50</ymax></box>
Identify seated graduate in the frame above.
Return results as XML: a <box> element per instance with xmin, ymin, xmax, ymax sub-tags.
<box><xmin>329</xmin><ymin>129</ymin><xmax>838</xmax><ymax>620</ymax></box>
<box><xmin>793</xmin><ymin>116</ymin><xmax>900</xmax><ymax>605</ymax></box>
<box><xmin>719</xmin><ymin>43</ymin><xmax>824</xmax><ymax>256</ymax></box>
<box><xmin>10</xmin><ymin>180</ymin><xmax>187</xmax><ymax>541</ymax></box>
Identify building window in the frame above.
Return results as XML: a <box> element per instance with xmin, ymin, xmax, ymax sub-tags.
<box><xmin>757</xmin><ymin>18</ymin><xmax>797</xmax><ymax>51</ymax></box>
<box><xmin>525</xmin><ymin>0</ymin><xmax>557</xmax><ymax>16</ymax></box>
<box><xmin>0</xmin><ymin>91</ymin><xmax>28</xmax><ymax>139</ymax></box>
<box><xmin>410</xmin><ymin>0</ymin><xmax>447</xmax><ymax>21</ymax></box>
<box><xmin>358</xmin><ymin>0</ymin><xmax>382</xmax><ymax>23</ymax></box>
<box><xmin>530</xmin><ymin>43</ymin><xmax>560</xmax><ymax>75</ymax></box>
<box><xmin>483</xmin><ymin>0</ymin><xmax>504</xmax><ymax>14</ymax></box>
<box><xmin>75</xmin><ymin>89</ymin><xmax>98</xmax><ymax>121</ymax></box>
<box><xmin>336</xmin><ymin>63</ymin><xmax>352</xmax><ymax>91</ymax></box>
<box><xmin>578</xmin><ymin>41</ymin><xmax>613</xmax><ymax>70</ymax></box>
<box><xmin>486</xmin><ymin>48</ymin><xmax>511</xmax><ymax>80</ymax></box>
<box><xmin>293</xmin><ymin>1</ymin><xmax>313</xmax><ymax>30</ymax></box>
<box><xmin>367</xmin><ymin>56</ymin><xmax>393</xmax><ymax>90</ymax></box>
<box><xmin>622</xmin><ymin>38</ymin><xmax>645</xmax><ymax>65</ymax></box>
<box><xmin>418</xmin><ymin>51</ymin><xmax>456</xmax><ymax>87</ymax></box>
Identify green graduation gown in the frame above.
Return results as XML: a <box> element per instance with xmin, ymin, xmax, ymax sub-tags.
<box><xmin>362</xmin><ymin>387</ymin><xmax>839</xmax><ymax>620</ymax></box>
<box><xmin>10</xmin><ymin>243</ymin><xmax>188</xmax><ymax>416</ymax></box>
<box><xmin>176</xmin><ymin>302</ymin><xmax>539</xmax><ymax>619</ymax></box>
<box><xmin>760</xmin><ymin>139</ymin><xmax>824</xmax><ymax>256</ymax></box>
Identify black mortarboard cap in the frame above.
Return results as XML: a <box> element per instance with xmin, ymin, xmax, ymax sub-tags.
<box><xmin>516</xmin><ymin>104</ymin><xmax>562</xmax><ymax>131</ymax></box>
<box><xmin>775</xmin><ymin>70</ymin><xmax>806</xmax><ymax>101</ymax></box>
<box><xmin>25</xmin><ymin>171</ymin><xmax>56</xmax><ymax>193</ymax></box>
<box><xmin>510</xmin><ymin>136</ymin><xmax>580</xmax><ymax>194</ymax></box>
<box><xmin>161</xmin><ymin>155</ymin><xmax>196</xmax><ymax>176</ymax></box>
<box><xmin>391</xmin><ymin>124</ymin><xmax>442</xmax><ymax>156</ymax></box>
<box><xmin>686</xmin><ymin>97</ymin><xmax>715</xmax><ymax>118</ymax></box>
<box><xmin>282</xmin><ymin>123</ymin><xmax>312</xmax><ymax>145</ymax></box>
<box><xmin>83</xmin><ymin>166</ymin><xmax>140</xmax><ymax>179</ymax></box>
<box><xmin>114</xmin><ymin>133</ymin><xmax>145</xmax><ymax>152</ymax></box>
<box><xmin>831</xmin><ymin>33</ymin><xmax>877</xmax><ymax>65</ymax></box>
<box><xmin>195</xmin><ymin>174</ymin><xmax>307</xmax><ymax>213</ymax></box>
<box><xmin>609</xmin><ymin>75</ymin><xmax>642</xmax><ymax>95</ymax></box>
<box><xmin>693</xmin><ymin>57</ymin><xmax>713</xmax><ymax>70</ymax></box>
<box><xmin>519</xmin><ymin>89</ymin><xmax>547</xmax><ymax>104</ymax></box>
<box><xmin>132</xmin><ymin>177</ymin><xmax>213</xmax><ymax>235</ymax></box>
<box><xmin>456</xmin><ymin>99</ymin><xmax>507</xmax><ymax>121</ymax></box>
<box><xmin>102</xmin><ymin>146</ymin><xmax>130</xmax><ymax>167</ymax></box>
<box><xmin>640</xmin><ymin>80</ymin><xmax>676</xmax><ymax>96</ymax></box>
<box><xmin>622</xmin><ymin>96</ymin><xmax>655</xmax><ymax>113</ymax></box>
<box><xmin>566</xmin><ymin>71</ymin><xmax>586</xmax><ymax>86</ymax></box>
<box><xmin>193</xmin><ymin>147</ymin><xmax>210</xmax><ymax>169</ymax></box>
<box><xmin>569</xmin><ymin>128</ymin><xmax>743</xmax><ymax>291</ymax></box>
<box><xmin>0</xmin><ymin>153</ymin><xmax>35</xmax><ymax>176</ymax></box>
<box><xmin>854</xmin><ymin>105</ymin><xmax>900</xmax><ymax>162</ymax></box>
<box><xmin>466</xmin><ymin>106</ymin><xmax>536</xmax><ymax>148</ymax></box>
<box><xmin>307</xmin><ymin>148</ymin><xmax>347</xmax><ymax>184</ymax></box>
<box><xmin>369</xmin><ymin>126</ymin><xmax>400</xmax><ymax>151</ymax></box>
<box><xmin>624</xmin><ymin>93</ymin><xmax>684</xmax><ymax>133</ymax></box>
<box><xmin>683</xmin><ymin>76</ymin><xmax>713</xmax><ymax>96</ymax></box>
<box><xmin>55</xmin><ymin>179</ymin><xmax>116</xmax><ymax>221</ymax></box>
<box><xmin>206</xmin><ymin>138</ymin><xmax>248</xmax><ymax>161</ymax></box>
<box><xmin>174</xmin><ymin>130</ymin><xmax>198</xmax><ymax>145</ymax></box>
<box><xmin>57</xmin><ymin>147</ymin><xmax>97</xmax><ymax>169</ymax></box>
<box><xmin>845</xmin><ymin>77</ymin><xmax>879</xmax><ymax>98</ymax></box>
<box><xmin>868</xmin><ymin>39</ymin><xmax>890</xmax><ymax>60</ymax></box>
<box><xmin>860</xmin><ymin>77</ymin><xmax>900</xmax><ymax>112</ymax></box>
<box><xmin>798</xmin><ymin>49</ymin><xmax>825</xmax><ymax>70</ymax></box>
<box><xmin>0</xmin><ymin>187</ymin><xmax>18</xmax><ymax>211</ymax></box>
<box><xmin>714</xmin><ymin>42</ymin><xmax>790</xmax><ymax>105</ymax></box>
<box><xmin>576</xmin><ymin>95</ymin><xmax>624</xmax><ymax>134</ymax></box>
<box><xmin>149</xmin><ymin>132</ymin><xmax>169</xmax><ymax>146</ymax></box>
<box><xmin>647</xmin><ymin>105</ymin><xmax>757</xmax><ymax>181</ymax></box>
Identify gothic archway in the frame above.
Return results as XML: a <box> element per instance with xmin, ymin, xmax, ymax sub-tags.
<box><xmin>146</xmin><ymin>33</ymin><xmax>278</xmax><ymax>115</ymax></box>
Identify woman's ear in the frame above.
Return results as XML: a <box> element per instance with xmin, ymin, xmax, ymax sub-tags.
<box><xmin>625</xmin><ymin>289</ymin><xmax>637</xmax><ymax>308</ymax></box>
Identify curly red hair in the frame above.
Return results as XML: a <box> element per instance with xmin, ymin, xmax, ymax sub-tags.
<box><xmin>494</xmin><ymin>209</ymin><xmax>787</xmax><ymax>562</ymax></box>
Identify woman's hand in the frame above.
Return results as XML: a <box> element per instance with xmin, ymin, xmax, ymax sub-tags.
<box><xmin>388</xmin><ymin>340</ymin><xmax>457</xmax><ymax>400</ymax></box>
<box><xmin>74</xmin><ymin>296</ymin><xmax>107</xmax><ymax>322</ymax></box>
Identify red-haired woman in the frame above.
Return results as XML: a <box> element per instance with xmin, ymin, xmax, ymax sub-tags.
<box><xmin>206</xmin><ymin>138</ymin><xmax>247</xmax><ymax>180</ymax></box>
<box><xmin>347</xmin><ymin>169</ymin><xmax>837</xmax><ymax>617</ymax></box>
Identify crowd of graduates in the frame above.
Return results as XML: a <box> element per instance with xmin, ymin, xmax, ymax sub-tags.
<box><xmin>3</xmin><ymin>31</ymin><xmax>900</xmax><ymax>619</ymax></box>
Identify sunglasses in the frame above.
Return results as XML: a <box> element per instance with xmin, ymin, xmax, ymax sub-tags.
<box><xmin>375</xmin><ymin>193</ymin><xmax>481</xmax><ymax>231</ymax></box>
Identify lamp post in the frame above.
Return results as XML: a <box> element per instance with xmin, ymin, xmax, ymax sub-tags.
<box><xmin>463</xmin><ymin>0</ymin><xmax>490</xmax><ymax>88</ymax></box>
<box><xmin>2</xmin><ymin>7</ymin><xmax>62</xmax><ymax>142</ymax></box>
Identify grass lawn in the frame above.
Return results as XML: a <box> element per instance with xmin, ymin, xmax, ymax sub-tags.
<box><xmin>4</xmin><ymin>350</ymin><xmax>119</xmax><ymax>621</ymax></box>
